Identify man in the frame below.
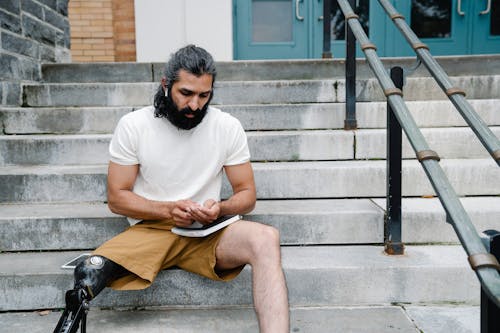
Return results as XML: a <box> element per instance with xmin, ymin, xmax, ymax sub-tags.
<box><xmin>60</xmin><ymin>45</ymin><xmax>289</xmax><ymax>333</ymax></box>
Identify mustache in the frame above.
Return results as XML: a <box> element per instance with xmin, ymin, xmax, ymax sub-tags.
<box><xmin>179</xmin><ymin>107</ymin><xmax>202</xmax><ymax>115</ymax></box>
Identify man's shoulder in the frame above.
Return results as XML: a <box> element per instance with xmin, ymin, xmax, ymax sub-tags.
<box><xmin>207</xmin><ymin>106</ymin><xmax>241</xmax><ymax>126</ymax></box>
<box><xmin>119</xmin><ymin>106</ymin><xmax>155</xmax><ymax>126</ymax></box>
<box><xmin>127</xmin><ymin>105</ymin><xmax>155</xmax><ymax>119</ymax></box>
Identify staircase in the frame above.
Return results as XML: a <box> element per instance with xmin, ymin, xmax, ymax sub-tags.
<box><xmin>1</xmin><ymin>55</ymin><xmax>499</xmax><ymax>332</ymax></box>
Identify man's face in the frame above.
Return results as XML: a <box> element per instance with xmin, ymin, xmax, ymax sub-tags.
<box><xmin>171</xmin><ymin>69</ymin><xmax>213</xmax><ymax>111</ymax></box>
<box><xmin>163</xmin><ymin>69</ymin><xmax>213</xmax><ymax>130</ymax></box>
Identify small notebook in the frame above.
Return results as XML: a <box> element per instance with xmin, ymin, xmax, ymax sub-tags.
<box><xmin>171</xmin><ymin>215</ymin><xmax>241</xmax><ymax>237</ymax></box>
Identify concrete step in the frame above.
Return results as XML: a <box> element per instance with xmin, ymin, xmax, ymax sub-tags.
<box><xmin>0</xmin><ymin>130</ymin><xmax>355</xmax><ymax>165</ymax></box>
<box><xmin>2</xmin><ymin>99</ymin><xmax>499</xmax><ymax>134</ymax></box>
<box><xmin>1</xmin><ymin>197</ymin><xmax>498</xmax><ymax>252</ymax></box>
<box><xmin>0</xmin><ymin>199</ymin><xmax>383</xmax><ymax>251</ymax></box>
<box><xmin>356</xmin><ymin>126</ymin><xmax>500</xmax><ymax>160</ymax></box>
<box><xmin>40</xmin><ymin>54</ymin><xmax>500</xmax><ymax>83</ymax></box>
<box><xmin>0</xmin><ymin>159</ymin><xmax>498</xmax><ymax>203</ymax></box>
<box><xmin>0</xmin><ymin>106</ymin><xmax>133</xmax><ymax>134</ymax></box>
<box><xmin>1</xmin><ymin>126</ymin><xmax>498</xmax><ymax>165</ymax></box>
<box><xmin>22</xmin><ymin>75</ymin><xmax>500</xmax><ymax>107</ymax></box>
<box><xmin>0</xmin><ymin>245</ymin><xmax>479</xmax><ymax>311</ymax></box>
<box><xmin>0</xmin><ymin>305</ymin><xmax>479</xmax><ymax>333</ymax></box>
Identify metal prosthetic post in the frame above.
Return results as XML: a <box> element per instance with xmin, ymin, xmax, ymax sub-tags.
<box><xmin>53</xmin><ymin>289</ymin><xmax>90</xmax><ymax>333</ymax></box>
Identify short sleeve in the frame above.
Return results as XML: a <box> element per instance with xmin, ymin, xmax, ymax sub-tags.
<box><xmin>109</xmin><ymin>115</ymin><xmax>139</xmax><ymax>165</ymax></box>
<box><xmin>225</xmin><ymin>117</ymin><xmax>250</xmax><ymax>166</ymax></box>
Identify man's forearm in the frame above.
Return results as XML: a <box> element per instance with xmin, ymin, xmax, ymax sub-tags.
<box><xmin>219</xmin><ymin>188</ymin><xmax>256</xmax><ymax>217</ymax></box>
<box><xmin>108</xmin><ymin>189</ymin><xmax>174</xmax><ymax>221</ymax></box>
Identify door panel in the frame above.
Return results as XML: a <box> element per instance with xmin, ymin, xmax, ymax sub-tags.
<box><xmin>390</xmin><ymin>0</ymin><xmax>500</xmax><ymax>56</ymax></box>
<box><xmin>390</xmin><ymin>0</ymin><xmax>468</xmax><ymax>56</ymax></box>
<box><xmin>471</xmin><ymin>0</ymin><xmax>500</xmax><ymax>54</ymax></box>
<box><xmin>234</xmin><ymin>0</ymin><xmax>310</xmax><ymax>59</ymax></box>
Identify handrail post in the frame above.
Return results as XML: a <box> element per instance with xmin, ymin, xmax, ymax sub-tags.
<box><xmin>481</xmin><ymin>230</ymin><xmax>500</xmax><ymax>333</ymax></box>
<box><xmin>322</xmin><ymin>0</ymin><xmax>332</xmax><ymax>58</ymax></box>
<box><xmin>344</xmin><ymin>0</ymin><xmax>357</xmax><ymax>130</ymax></box>
<box><xmin>385</xmin><ymin>66</ymin><xmax>404</xmax><ymax>255</ymax></box>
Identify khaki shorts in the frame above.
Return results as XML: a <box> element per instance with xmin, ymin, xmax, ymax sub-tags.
<box><xmin>93</xmin><ymin>219</ymin><xmax>243</xmax><ymax>291</ymax></box>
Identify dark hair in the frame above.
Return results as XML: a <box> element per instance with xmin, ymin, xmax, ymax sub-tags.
<box><xmin>163</xmin><ymin>44</ymin><xmax>217</xmax><ymax>89</ymax></box>
<box><xmin>154</xmin><ymin>45</ymin><xmax>217</xmax><ymax>117</ymax></box>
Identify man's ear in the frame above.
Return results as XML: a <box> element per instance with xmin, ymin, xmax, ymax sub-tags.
<box><xmin>161</xmin><ymin>77</ymin><xmax>168</xmax><ymax>97</ymax></box>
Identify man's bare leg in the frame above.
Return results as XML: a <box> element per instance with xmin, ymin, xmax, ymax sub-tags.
<box><xmin>215</xmin><ymin>220</ymin><xmax>289</xmax><ymax>333</ymax></box>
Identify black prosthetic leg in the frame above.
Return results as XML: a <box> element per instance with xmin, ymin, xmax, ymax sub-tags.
<box><xmin>53</xmin><ymin>255</ymin><xmax>125</xmax><ymax>333</ymax></box>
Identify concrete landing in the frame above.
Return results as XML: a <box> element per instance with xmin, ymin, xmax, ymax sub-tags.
<box><xmin>0</xmin><ymin>305</ymin><xmax>479</xmax><ymax>333</ymax></box>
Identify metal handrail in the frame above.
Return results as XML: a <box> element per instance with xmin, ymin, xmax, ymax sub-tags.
<box><xmin>377</xmin><ymin>0</ymin><xmax>500</xmax><ymax>166</ymax></box>
<box><xmin>336</xmin><ymin>0</ymin><xmax>500</xmax><ymax>308</ymax></box>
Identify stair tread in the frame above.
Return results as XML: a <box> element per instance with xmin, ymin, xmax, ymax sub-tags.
<box><xmin>0</xmin><ymin>245</ymin><xmax>480</xmax><ymax>274</ymax></box>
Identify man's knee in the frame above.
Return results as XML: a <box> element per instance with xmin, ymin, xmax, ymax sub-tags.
<box><xmin>250</xmin><ymin>224</ymin><xmax>281</xmax><ymax>257</ymax></box>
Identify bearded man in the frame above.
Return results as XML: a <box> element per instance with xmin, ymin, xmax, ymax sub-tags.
<box><xmin>60</xmin><ymin>45</ymin><xmax>289</xmax><ymax>333</ymax></box>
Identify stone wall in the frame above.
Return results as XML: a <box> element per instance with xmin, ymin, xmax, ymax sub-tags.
<box><xmin>0</xmin><ymin>0</ymin><xmax>70</xmax><ymax>106</ymax></box>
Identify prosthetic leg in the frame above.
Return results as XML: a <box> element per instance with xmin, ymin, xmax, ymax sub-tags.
<box><xmin>53</xmin><ymin>255</ymin><xmax>124</xmax><ymax>333</ymax></box>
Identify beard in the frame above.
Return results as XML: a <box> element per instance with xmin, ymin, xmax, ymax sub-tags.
<box><xmin>155</xmin><ymin>89</ymin><xmax>209</xmax><ymax>130</ymax></box>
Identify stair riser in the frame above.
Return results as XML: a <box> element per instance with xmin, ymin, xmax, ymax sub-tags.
<box><xmin>0</xmin><ymin>217</ymin><xmax>128</xmax><ymax>251</ymax></box>
<box><xmin>1</xmin><ymin>200</ymin><xmax>385</xmax><ymax>251</ymax></box>
<box><xmin>250</xmin><ymin>160</ymin><xmax>499</xmax><ymax>199</ymax></box>
<box><xmin>22</xmin><ymin>76</ymin><xmax>500</xmax><ymax>107</ymax></box>
<box><xmin>2</xmin><ymin>126</ymin><xmax>498</xmax><ymax>165</ymax></box>
<box><xmin>0</xmin><ymin>173</ymin><xmax>107</xmax><ymax>203</ymax></box>
<box><xmin>0</xmin><ymin>246</ymin><xmax>479</xmax><ymax>311</ymax></box>
<box><xmin>41</xmin><ymin>55</ymin><xmax>500</xmax><ymax>83</ymax></box>
<box><xmin>0</xmin><ymin>266</ymin><xmax>479</xmax><ymax>310</ymax></box>
<box><xmin>3</xmin><ymin>198</ymin><xmax>500</xmax><ymax>251</ymax></box>
<box><xmin>0</xmin><ymin>161</ymin><xmax>497</xmax><ymax>203</ymax></box>
<box><xmin>0</xmin><ymin>132</ymin><xmax>355</xmax><ymax>165</ymax></box>
<box><xmin>0</xmin><ymin>107</ymin><xmax>132</xmax><ymax>134</ymax></box>
<box><xmin>2</xmin><ymin>100</ymin><xmax>499</xmax><ymax>135</ymax></box>
<box><xmin>356</xmin><ymin>127</ymin><xmax>500</xmax><ymax>160</ymax></box>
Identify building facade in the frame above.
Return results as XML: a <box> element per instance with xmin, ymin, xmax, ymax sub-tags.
<box><xmin>68</xmin><ymin>0</ymin><xmax>500</xmax><ymax>63</ymax></box>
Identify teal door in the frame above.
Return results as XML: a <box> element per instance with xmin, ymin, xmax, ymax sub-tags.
<box><xmin>233</xmin><ymin>0</ymin><xmax>311</xmax><ymax>59</ymax></box>
<box><xmin>389</xmin><ymin>0</ymin><xmax>500</xmax><ymax>56</ymax></box>
<box><xmin>234</xmin><ymin>1</ymin><xmax>500</xmax><ymax>60</ymax></box>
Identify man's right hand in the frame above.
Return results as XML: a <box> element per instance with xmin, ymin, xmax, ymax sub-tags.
<box><xmin>171</xmin><ymin>200</ymin><xmax>201</xmax><ymax>227</ymax></box>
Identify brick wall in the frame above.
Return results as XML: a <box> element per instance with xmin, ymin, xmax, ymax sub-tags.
<box><xmin>0</xmin><ymin>0</ymin><xmax>70</xmax><ymax>106</ymax></box>
<box><xmin>113</xmin><ymin>0</ymin><xmax>136</xmax><ymax>62</ymax></box>
<box><xmin>68</xmin><ymin>0</ymin><xmax>136</xmax><ymax>62</ymax></box>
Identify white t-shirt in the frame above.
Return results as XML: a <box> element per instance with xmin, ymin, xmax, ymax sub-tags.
<box><xmin>109</xmin><ymin>105</ymin><xmax>250</xmax><ymax>225</ymax></box>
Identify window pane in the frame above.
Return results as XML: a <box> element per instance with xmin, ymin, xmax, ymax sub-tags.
<box><xmin>491</xmin><ymin>0</ymin><xmax>500</xmax><ymax>36</ymax></box>
<box><xmin>411</xmin><ymin>0</ymin><xmax>451</xmax><ymax>38</ymax></box>
<box><xmin>330</xmin><ymin>0</ymin><xmax>369</xmax><ymax>41</ymax></box>
<box><xmin>252</xmin><ymin>0</ymin><xmax>292</xmax><ymax>42</ymax></box>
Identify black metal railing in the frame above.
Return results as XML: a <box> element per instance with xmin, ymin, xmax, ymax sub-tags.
<box><xmin>332</xmin><ymin>0</ymin><xmax>500</xmax><ymax>311</ymax></box>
